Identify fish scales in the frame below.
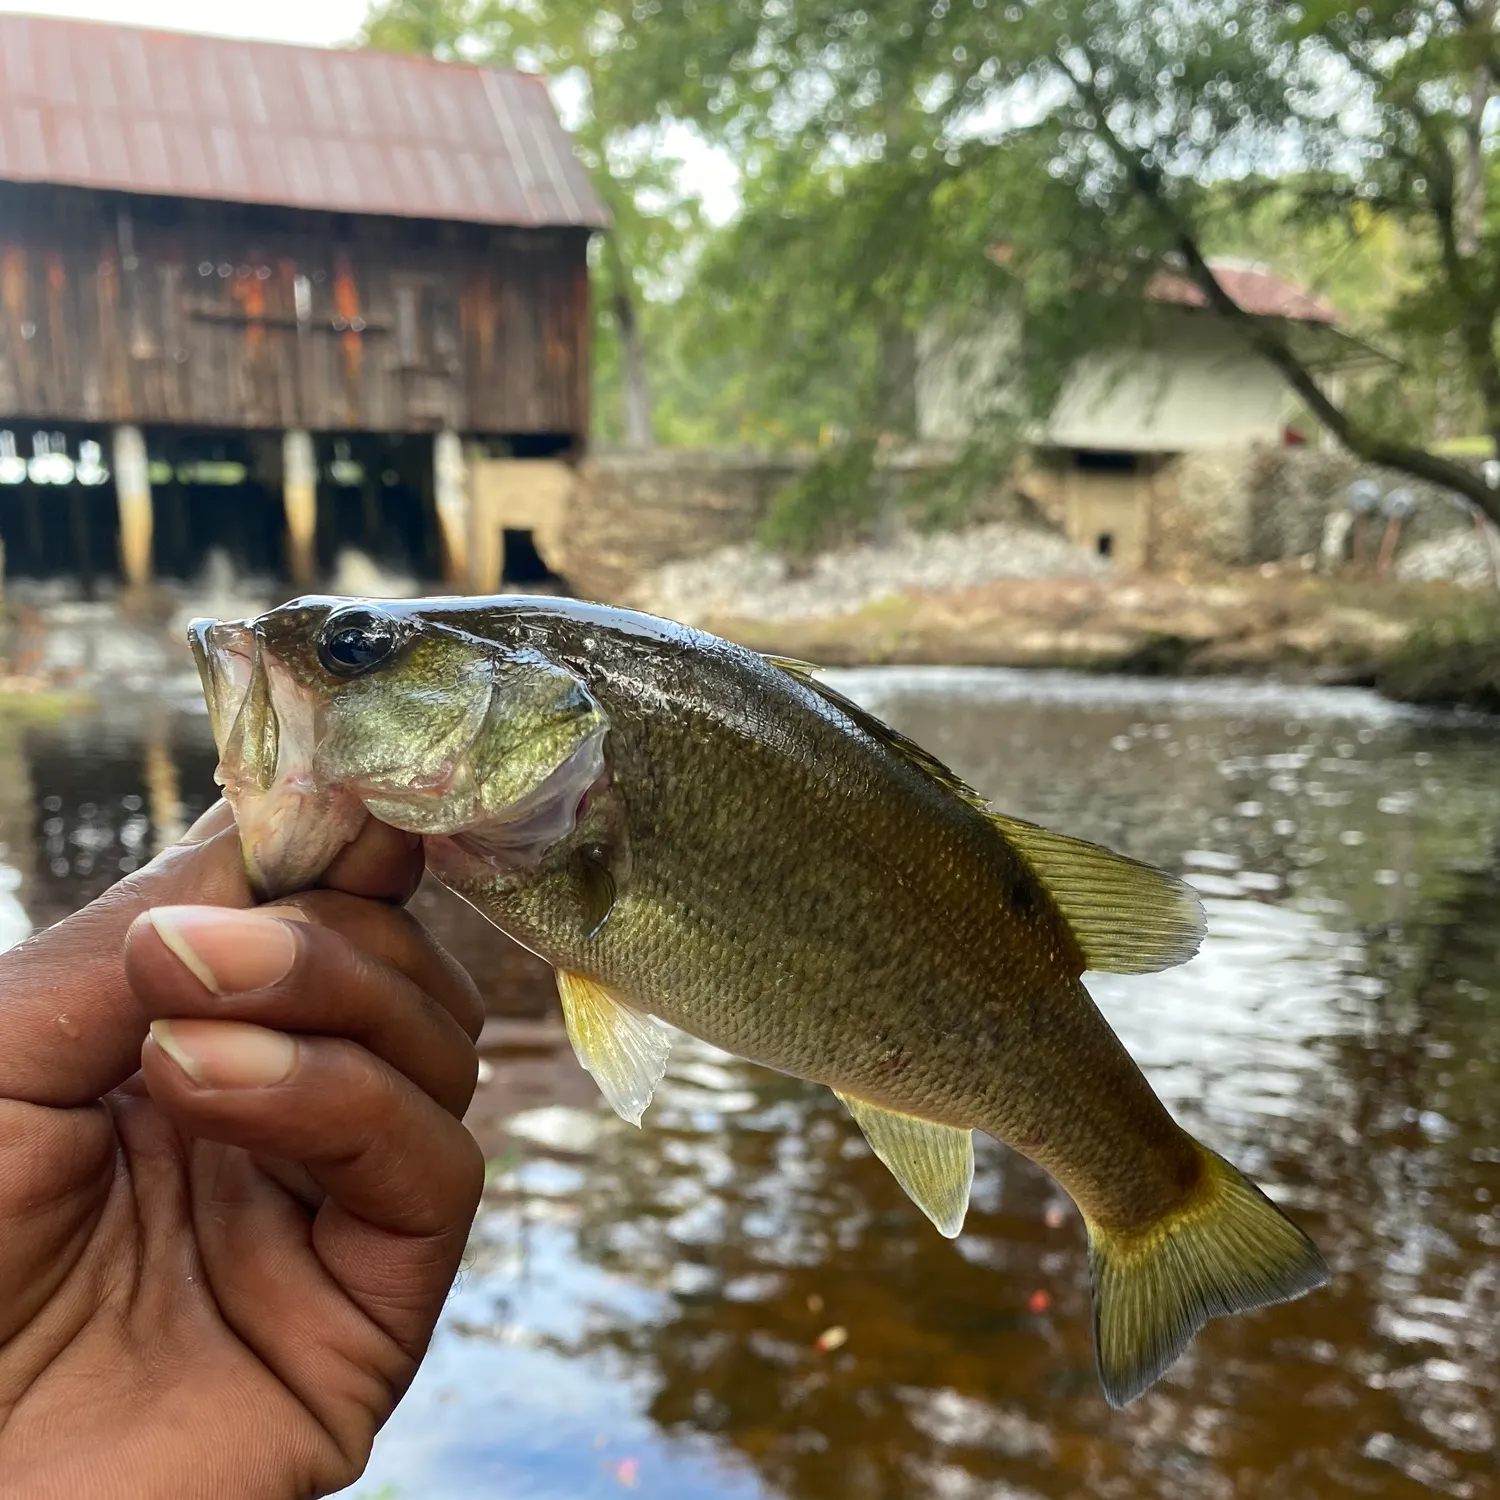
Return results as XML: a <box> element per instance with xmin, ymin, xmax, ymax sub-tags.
<box><xmin>192</xmin><ymin>594</ymin><xmax>1330</xmax><ymax>1408</ymax></box>
<box><xmin>455</xmin><ymin>632</ymin><xmax>1178</xmax><ymax>1218</ymax></box>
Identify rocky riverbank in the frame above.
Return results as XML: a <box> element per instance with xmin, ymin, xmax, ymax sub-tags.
<box><xmin>0</xmin><ymin>536</ymin><xmax>1494</xmax><ymax>715</ymax></box>
<box><xmin>666</xmin><ymin>567</ymin><xmax>1499</xmax><ymax>710</ymax></box>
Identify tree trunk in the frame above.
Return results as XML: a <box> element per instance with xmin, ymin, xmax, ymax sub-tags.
<box><xmin>874</xmin><ymin>317</ymin><xmax>918</xmax><ymax>439</ymax></box>
<box><xmin>612</xmin><ymin>282</ymin><xmax>655</xmax><ymax>450</ymax></box>
<box><xmin>1458</xmin><ymin>4</ymin><xmax>1495</xmax><ymax>259</ymax></box>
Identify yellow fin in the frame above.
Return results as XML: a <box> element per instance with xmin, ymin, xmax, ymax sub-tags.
<box><xmin>1086</xmin><ymin>1142</ymin><xmax>1329</xmax><ymax>1407</ymax></box>
<box><xmin>989</xmin><ymin>814</ymin><xmax>1206</xmax><ymax>974</ymax></box>
<box><xmin>835</xmin><ymin>1092</ymin><xmax>974</xmax><ymax>1238</ymax></box>
<box><xmin>764</xmin><ymin>655</ymin><xmax>1205</xmax><ymax>974</ymax></box>
<box><xmin>556</xmin><ymin>970</ymin><xmax>671</xmax><ymax>1127</ymax></box>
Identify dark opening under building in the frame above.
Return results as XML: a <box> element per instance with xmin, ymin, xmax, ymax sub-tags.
<box><xmin>0</xmin><ymin>13</ymin><xmax>608</xmax><ymax>593</ymax></box>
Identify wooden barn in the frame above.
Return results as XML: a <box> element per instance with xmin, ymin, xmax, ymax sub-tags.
<box><xmin>0</xmin><ymin>14</ymin><xmax>607</xmax><ymax>593</ymax></box>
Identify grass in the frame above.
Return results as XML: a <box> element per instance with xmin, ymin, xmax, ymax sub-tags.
<box><xmin>1377</xmin><ymin>593</ymin><xmax>1500</xmax><ymax>712</ymax></box>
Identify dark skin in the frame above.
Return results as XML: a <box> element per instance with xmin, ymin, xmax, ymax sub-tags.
<box><xmin>0</xmin><ymin>801</ymin><xmax>487</xmax><ymax>1498</ymax></box>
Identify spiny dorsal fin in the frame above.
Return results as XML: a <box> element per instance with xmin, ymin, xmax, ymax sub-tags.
<box><xmin>763</xmin><ymin>655</ymin><xmax>994</xmax><ymax>815</ymax></box>
<box><xmin>765</xmin><ymin>655</ymin><xmax>1205</xmax><ymax>975</ymax></box>
<box><xmin>556</xmin><ymin>969</ymin><xmax>672</xmax><ymax>1127</ymax></box>
<box><xmin>835</xmin><ymin>1091</ymin><xmax>974</xmax><ymax>1238</ymax></box>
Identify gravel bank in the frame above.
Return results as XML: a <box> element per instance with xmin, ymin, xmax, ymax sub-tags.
<box><xmin>633</xmin><ymin>523</ymin><xmax>1108</xmax><ymax>625</ymax></box>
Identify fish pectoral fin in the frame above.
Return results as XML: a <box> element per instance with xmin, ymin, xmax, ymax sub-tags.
<box><xmin>556</xmin><ymin>969</ymin><xmax>671</xmax><ymax>1127</ymax></box>
<box><xmin>989</xmin><ymin>814</ymin><xmax>1206</xmax><ymax>975</ymax></box>
<box><xmin>574</xmin><ymin>849</ymin><xmax>617</xmax><ymax>940</ymax></box>
<box><xmin>835</xmin><ymin>1092</ymin><xmax>974</xmax><ymax>1239</ymax></box>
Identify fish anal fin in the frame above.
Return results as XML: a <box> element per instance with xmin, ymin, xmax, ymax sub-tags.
<box><xmin>556</xmin><ymin>969</ymin><xmax>671</xmax><ymax>1127</ymax></box>
<box><xmin>990</xmin><ymin>814</ymin><xmax>1206</xmax><ymax>974</ymax></box>
<box><xmin>835</xmin><ymin>1092</ymin><xmax>974</xmax><ymax>1239</ymax></box>
<box><xmin>763</xmin><ymin>655</ymin><xmax>1204</xmax><ymax>976</ymax></box>
<box><xmin>1086</xmin><ymin>1142</ymin><xmax>1329</xmax><ymax>1407</ymax></box>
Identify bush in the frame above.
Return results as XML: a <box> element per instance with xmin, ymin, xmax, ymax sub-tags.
<box><xmin>1379</xmin><ymin>598</ymin><xmax>1500</xmax><ymax>713</ymax></box>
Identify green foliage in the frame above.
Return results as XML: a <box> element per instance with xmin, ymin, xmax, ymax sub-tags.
<box><xmin>586</xmin><ymin>0</ymin><xmax>1500</xmax><ymax>524</ymax></box>
<box><xmin>1380</xmin><ymin>591</ymin><xmax>1500</xmax><ymax>712</ymax></box>
<box><xmin>759</xmin><ymin>438</ymin><xmax>879</xmax><ymax>557</ymax></box>
<box><xmin>358</xmin><ymin>0</ymin><xmax>1500</xmax><ymax>533</ymax></box>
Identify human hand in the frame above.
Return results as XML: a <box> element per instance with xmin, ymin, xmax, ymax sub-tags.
<box><xmin>0</xmin><ymin>804</ymin><xmax>486</xmax><ymax>1498</ymax></box>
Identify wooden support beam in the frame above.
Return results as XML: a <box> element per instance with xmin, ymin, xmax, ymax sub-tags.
<box><xmin>112</xmin><ymin>424</ymin><xmax>153</xmax><ymax>591</ymax></box>
<box><xmin>433</xmin><ymin>430</ymin><xmax>471</xmax><ymax>588</ymax></box>
<box><xmin>283</xmin><ymin>428</ymin><xmax>317</xmax><ymax>590</ymax></box>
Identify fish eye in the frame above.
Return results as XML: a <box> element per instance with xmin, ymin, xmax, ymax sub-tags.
<box><xmin>317</xmin><ymin>607</ymin><xmax>398</xmax><ymax>677</ymax></box>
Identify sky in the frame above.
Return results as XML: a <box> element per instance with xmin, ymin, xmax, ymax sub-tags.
<box><xmin>7</xmin><ymin>0</ymin><xmax>742</xmax><ymax>223</ymax></box>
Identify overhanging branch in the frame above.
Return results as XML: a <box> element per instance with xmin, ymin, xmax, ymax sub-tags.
<box><xmin>1060</xmin><ymin>52</ymin><xmax>1500</xmax><ymax>528</ymax></box>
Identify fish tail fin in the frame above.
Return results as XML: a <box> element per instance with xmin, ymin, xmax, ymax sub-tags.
<box><xmin>1084</xmin><ymin>1142</ymin><xmax>1329</xmax><ymax>1408</ymax></box>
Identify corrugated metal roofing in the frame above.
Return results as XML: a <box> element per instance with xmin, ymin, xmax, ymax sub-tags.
<box><xmin>0</xmin><ymin>13</ymin><xmax>609</xmax><ymax>230</ymax></box>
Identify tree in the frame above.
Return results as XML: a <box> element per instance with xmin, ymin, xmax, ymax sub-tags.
<box><xmin>358</xmin><ymin>0</ymin><xmax>703</xmax><ymax>448</ymax></box>
<box><xmin>584</xmin><ymin>0</ymin><xmax>1500</xmax><ymax>526</ymax></box>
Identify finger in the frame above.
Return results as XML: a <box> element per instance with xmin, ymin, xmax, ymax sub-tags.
<box><xmin>177</xmin><ymin>1140</ymin><xmax>414</xmax><ymax>1470</ymax></box>
<box><xmin>142</xmin><ymin>1020</ymin><xmax>485</xmax><ymax>1355</ymax></box>
<box><xmin>0</xmin><ymin>803</ymin><xmax>253</xmax><ymax>1106</ymax></box>
<box><xmin>318</xmin><ymin>818</ymin><xmax>426</xmax><ymax>905</ymax></box>
<box><xmin>269</xmin><ymin>891</ymin><xmax>484</xmax><ymax>1042</ymax></box>
<box><xmin>126</xmin><ymin>905</ymin><xmax>481</xmax><ymax>1117</ymax></box>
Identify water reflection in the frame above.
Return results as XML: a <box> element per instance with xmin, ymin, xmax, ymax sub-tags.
<box><xmin>0</xmin><ymin>671</ymin><xmax>1495</xmax><ymax>1498</ymax></box>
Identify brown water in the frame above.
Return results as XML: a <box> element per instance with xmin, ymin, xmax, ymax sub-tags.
<box><xmin>2</xmin><ymin>668</ymin><xmax>1497</xmax><ymax>1500</ymax></box>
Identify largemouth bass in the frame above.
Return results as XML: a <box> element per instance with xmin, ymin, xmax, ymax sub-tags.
<box><xmin>189</xmin><ymin>594</ymin><xmax>1328</xmax><ymax>1407</ymax></box>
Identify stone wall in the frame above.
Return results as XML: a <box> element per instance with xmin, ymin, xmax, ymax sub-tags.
<box><xmin>1150</xmin><ymin>450</ymin><xmax>1255</xmax><ymax>569</ymax></box>
<box><xmin>556</xmin><ymin>445</ymin><xmax>1036</xmax><ymax>604</ymax></box>
<box><xmin>1152</xmin><ymin>445</ymin><xmax>1472</xmax><ymax>571</ymax></box>
<box><xmin>1244</xmin><ymin>448</ymin><xmax>1468</xmax><ymax>561</ymax></box>
<box><xmin>552</xmin><ymin>443</ymin><xmax>1481</xmax><ymax>604</ymax></box>
<box><xmin>556</xmin><ymin>449</ymin><xmax>807</xmax><ymax>604</ymax></box>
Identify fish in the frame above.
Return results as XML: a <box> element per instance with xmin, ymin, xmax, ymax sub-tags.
<box><xmin>188</xmin><ymin>593</ymin><xmax>1329</xmax><ymax>1407</ymax></box>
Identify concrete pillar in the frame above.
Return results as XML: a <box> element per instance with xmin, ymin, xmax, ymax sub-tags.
<box><xmin>433</xmin><ymin>430</ymin><xmax>470</xmax><ymax>589</ymax></box>
<box><xmin>144</xmin><ymin>724</ymin><xmax>184</xmax><ymax>855</ymax></box>
<box><xmin>112</xmin><ymin>425</ymin><xmax>153</xmax><ymax>591</ymax></box>
<box><xmin>467</xmin><ymin>443</ymin><xmax>504</xmax><ymax>595</ymax></box>
<box><xmin>283</xmin><ymin>429</ymin><xmax>318</xmax><ymax>591</ymax></box>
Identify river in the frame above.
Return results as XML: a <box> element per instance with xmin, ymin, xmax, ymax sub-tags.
<box><xmin>1</xmin><ymin>667</ymin><xmax>1496</xmax><ymax>1500</ymax></box>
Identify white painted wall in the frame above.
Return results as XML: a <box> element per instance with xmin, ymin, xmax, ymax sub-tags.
<box><xmin>916</xmin><ymin>308</ymin><xmax>1298</xmax><ymax>453</ymax></box>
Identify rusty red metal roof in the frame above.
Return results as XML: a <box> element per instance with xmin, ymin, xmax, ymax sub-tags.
<box><xmin>0</xmin><ymin>13</ymin><xmax>609</xmax><ymax>230</ymax></box>
<box><xmin>1146</xmin><ymin>260</ymin><xmax>1340</xmax><ymax>325</ymax></box>
<box><xmin>987</xmin><ymin>244</ymin><xmax>1341</xmax><ymax>326</ymax></box>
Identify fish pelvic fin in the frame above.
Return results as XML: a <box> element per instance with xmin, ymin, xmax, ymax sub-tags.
<box><xmin>1085</xmin><ymin>1142</ymin><xmax>1329</xmax><ymax>1408</ymax></box>
<box><xmin>556</xmin><ymin>969</ymin><xmax>672</xmax><ymax>1127</ymax></box>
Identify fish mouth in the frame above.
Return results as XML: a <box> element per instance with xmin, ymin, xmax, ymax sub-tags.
<box><xmin>190</xmin><ymin>614</ymin><xmax>369</xmax><ymax>897</ymax></box>
<box><xmin>188</xmin><ymin>617</ymin><xmax>255</xmax><ymax>760</ymax></box>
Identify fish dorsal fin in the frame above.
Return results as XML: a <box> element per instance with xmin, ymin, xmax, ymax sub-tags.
<box><xmin>988</xmin><ymin>814</ymin><xmax>1206</xmax><ymax>975</ymax></box>
<box><xmin>835</xmin><ymin>1092</ymin><xmax>974</xmax><ymax>1238</ymax></box>
<box><xmin>764</xmin><ymin>655</ymin><xmax>995</xmax><ymax>817</ymax></box>
<box><xmin>765</xmin><ymin>655</ymin><xmax>1205</xmax><ymax>976</ymax></box>
<box><xmin>556</xmin><ymin>969</ymin><xmax>672</xmax><ymax>1127</ymax></box>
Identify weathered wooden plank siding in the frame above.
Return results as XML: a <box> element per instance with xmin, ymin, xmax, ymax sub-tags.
<box><xmin>0</xmin><ymin>182</ymin><xmax>591</xmax><ymax>438</ymax></box>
